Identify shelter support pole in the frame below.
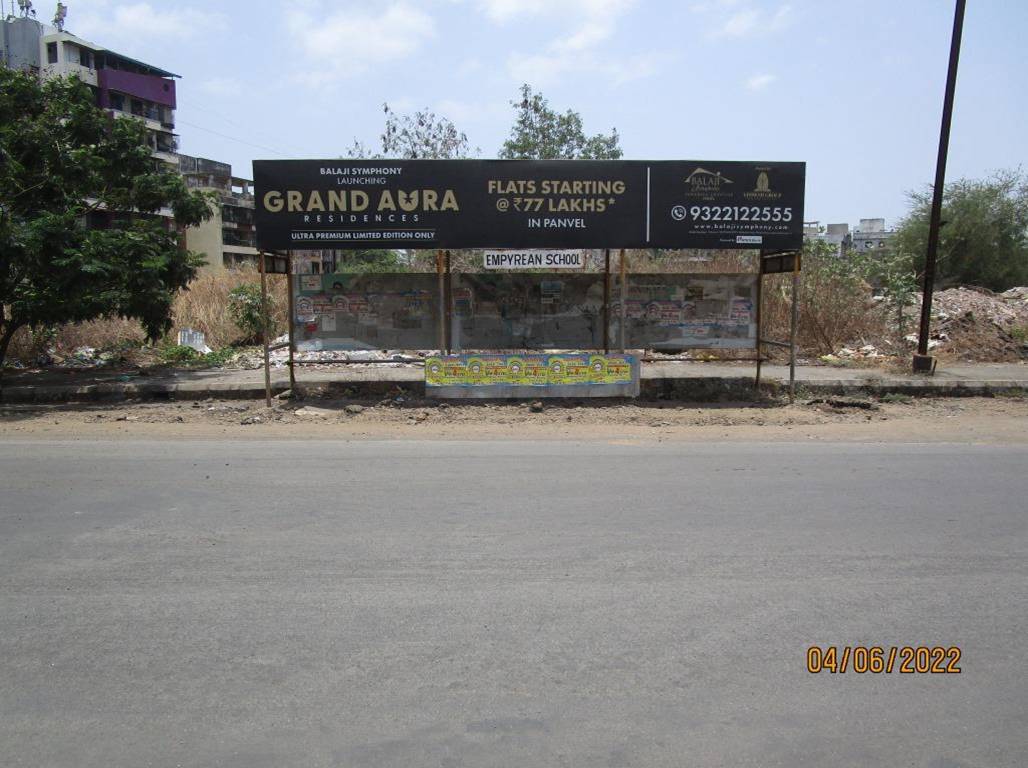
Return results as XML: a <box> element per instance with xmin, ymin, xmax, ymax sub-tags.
<box><xmin>286</xmin><ymin>254</ymin><xmax>296</xmax><ymax>392</ymax></box>
<box><xmin>754</xmin><ymin>268</ymin><xmax>763</xmax><ymax>393</ymax></box>
<box><xmin>445</xmin><ymin>250</ymin><xmax>452</xmax><ymax>354</ymax></box>
<box><xmin>603</xmin><ymin>249</ymin><xmax>611</xmax><ymax>353</ymax></box>
<box><xmin>436</xmin><ymin>249</ymin><xmax>446</xmax><ymax>354</ymax></box>
<box><xmin>789</xmin><ymin>257</ymin><xmax>800</xmax><ymax>403</ymax></box>
<box><xmin>259</xmin><ymin>250</ymin><xmax>272</xmax><ymax>408</ymax></box>
<box><xmin>619</xmin><ymin>248</ymin><xmax>627</xmax><ymax>352</ymax></box>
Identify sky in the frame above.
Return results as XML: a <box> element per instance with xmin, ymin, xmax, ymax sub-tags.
<box><xmin>49</xmin><ymin>0</ymin><xmax>1028</xmax><ymax>228</ymax></box>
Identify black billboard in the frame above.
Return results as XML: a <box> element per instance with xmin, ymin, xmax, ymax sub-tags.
<box><xmin>253</xmin><ymin>159</ymin><xmax>804</xmax><ymax>251</ymax></box>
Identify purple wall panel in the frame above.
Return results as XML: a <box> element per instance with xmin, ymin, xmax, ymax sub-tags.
<box><xmin>98</xmin><ymin>69</ymin><xmax>176</xmax><ymax>108</ymax></box>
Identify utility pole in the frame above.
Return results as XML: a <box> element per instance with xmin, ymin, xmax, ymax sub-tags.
<box><xmin>913</xmin><ymin>0</ymin><xmax>966</xmax><ymax>373</ymax></box>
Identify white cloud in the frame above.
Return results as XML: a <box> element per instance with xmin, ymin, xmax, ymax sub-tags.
<box><xmin>479</xmin><ymin>0</ymin><xmax>633</xmax><ymax>24</ymax></box>
<box><xmin>68</xmin><ymin>1</ymin><xmax>227</xmax><ymax>44</ymax></box>
<box><xmin>745</xmin><ymin>72</ymin><xmax>777</xmax><ymax>90</ymax></box>
<box><xmin>693</xmin><ymin>2</ymin><xmax>793</xmax><ymax>39</ymax></box>
<box><xmin>719</xmin><ymin>8</ymin><xmax>760</xmax><ymax>37</ymax></box>
<box><xmin>481</xmin><ymin>0</ymin><xmax>663</xmax><ymax>86</ymax></box>
<box><xmin>285</xmin><ymin>2</ymin><xmax>435</xmax><ymax>84</ymax></box>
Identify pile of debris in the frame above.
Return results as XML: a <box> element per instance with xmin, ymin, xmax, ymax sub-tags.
<box><xmin>820</xmin><ymin>344</ymin><xmax>890</xmax><ymax>365</ymax></box>
<box><xmin>221</xmin><ymin>341</ymin><xmax>425</xmax><ymax>371</ymax></box>
<box><xmin>911</xmin><ymin>287</ymin><xmax>1028</xmax><ymax>361</ymax></box>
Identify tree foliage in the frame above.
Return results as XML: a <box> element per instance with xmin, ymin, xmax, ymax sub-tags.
<box><xmin>330</xmin><ymin>248</ymin><xmax>408</xmax><ymax>273</ymax></box>
<box><xmin>499</xmin><ymin>84</ymin><xmax>622</xmax><ymax>160</ymax></box>
<box><xmin>347</xmin><ymin>103</ymin><xmax>475</xmax><ymax>160</ymax></box>
<box><xmin>0</xmin><ymin>67</ymin><xmax>214</xmax><ymax>373</ymax></box>
<box><xmin>893</xmin><ymin>169</ymin><xmax>1028</xmax><ymax>291</ymax></box>
<box><xmin>341</xmin><ymin>103</ymin><xmax>476</xmax><ymax>272</ymax></box>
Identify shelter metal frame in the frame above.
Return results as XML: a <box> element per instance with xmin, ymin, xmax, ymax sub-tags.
<box><xmin>258</xmin><ymin>248</ymin><xmax>802</xmax><ymax>402</ymax></box>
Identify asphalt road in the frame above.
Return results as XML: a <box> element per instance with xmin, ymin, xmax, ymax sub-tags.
<box><xmin>1</xmin><ymin>439</ymin><xmax>1026</xmax><ymax>767</ymax></box>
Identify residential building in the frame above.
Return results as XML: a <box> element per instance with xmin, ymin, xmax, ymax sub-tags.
<box><xmin>804</xmin><ymin>218</ymin><xmax>896</xmax><ymax>257</ymax></box>
<box><xmin>1</xmin><ymin>11</ymin><xmax>179</xmax><ymax>167</ymax></box>
<box><xmin>850</xmin><ymin>218</ymin><xmax>897</xmax><ymax>254</ymax></box>
<box><xmin>803</xmin><ymin>221</ymin><xmax>850</xmax><ymax>256</ymax></box>
<box><xmin>178</xmin><ymin>154</ymin><xmax>260</xmax><ymax>271</ymax></box>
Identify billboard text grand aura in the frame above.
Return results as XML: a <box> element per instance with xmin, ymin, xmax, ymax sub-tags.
<box><xmin>253</xmin><ymin>159</ymin><xmax>805</xmax><ymax>251</ymax></box>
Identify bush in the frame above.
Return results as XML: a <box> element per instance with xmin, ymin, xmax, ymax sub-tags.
<box><xmin>172</xmin><ymin>265</ymin><xmax>286</xmax><ymax>349</ymax></box>
<box><xmin>227</xmin><ymin>283</ymin><xmax>275</xmax><ymax>344</ymax></box>
<box><xmin>158</xmin><ymin>344</ymin><xmax>200</xmax><ymax>363</ymax></box>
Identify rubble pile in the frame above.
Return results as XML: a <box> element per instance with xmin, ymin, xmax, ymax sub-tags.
<box><xmin>920</xmin><ymin>287</ymin><xmax>1028</xmax><ymax>361</ymax></box>
<box><xmin>223</xmin><ymin>343</ymin><xmax>425</xmax><ymax>371</ymax></box>
<box><xmin>1001</xmin><ymin>286</ymin><xmax>1028</xmax><ymax>307</ymax></box>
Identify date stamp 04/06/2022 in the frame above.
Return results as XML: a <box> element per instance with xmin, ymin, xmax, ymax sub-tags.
<box><xmin>807</xmin><ymin>646</ymin><xmax>962</xmax><ymax>674</ymax></box>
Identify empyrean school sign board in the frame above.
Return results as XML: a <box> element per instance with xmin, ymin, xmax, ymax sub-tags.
<box><xmin>483</xmin><ymin>250</ymin><xmax>585</xmax><ymax>269</ymax></box>
<box><xmin>253</xmin><ymin>159</ymin><xmax>805</xmax><ymax>251</ymax></box>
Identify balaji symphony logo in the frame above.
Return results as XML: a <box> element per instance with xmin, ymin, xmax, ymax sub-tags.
<box><xmin>683</xmin><ymin>167</ymin><xmax>734</xmax><ymax>199</ymax></box>
<box><xmin>744</xmin><ymin>167</ymin><xmax>782</xmax><ymax>200</ymax></box>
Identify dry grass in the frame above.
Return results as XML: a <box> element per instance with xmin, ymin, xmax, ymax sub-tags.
<box><xmin>761</xmin><ymin>271</ymin><xmax>887</xmax><ymax>357</ymax></box>
<box><xmin>171</xmin><ymin>266</ymin><xmax>288</xmax><ymax>349</ymax></box>
<box><xmin>6</xmin><ymin>266</ymin><xmax>289</xmax><ymax>364</ymax></box>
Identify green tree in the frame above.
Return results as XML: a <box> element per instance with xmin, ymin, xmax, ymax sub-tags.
<box><xmin>499</xmin><ymin>84</ymin><xmax>622</xmax><ymax>160</ymax></box>
<box><xmin>0</xmin><ymin>68</ymin><xmax>214</xmax><ymax>376</ymax></box>
<box><xmin>332</xmin><ymin>248</ymin><xmax>408</xmax><ymax>273</ymax></box>
<box><xmin>893</xmin><ymin>169</ymin><xmax>1028</xmax><ymax>291</ymax></box>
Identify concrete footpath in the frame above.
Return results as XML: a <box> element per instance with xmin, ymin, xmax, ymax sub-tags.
<box><xmin>1</xmin><ymin>360</ymin><xmax>1026</xmax><ymax>403</ymax></box>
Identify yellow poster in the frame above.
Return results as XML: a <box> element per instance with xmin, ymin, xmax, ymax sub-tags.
<box><xmin>425</xmin><ymin>354</ymin><xmax>635</xmax><ymax>387</ymax></box>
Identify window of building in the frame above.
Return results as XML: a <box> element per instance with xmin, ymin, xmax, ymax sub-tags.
<box><xmin>46</xmin><ymin>42</ymin><xmax>58</xmax><ymax>64</ymax></box>
<box><xmin>109</xmin><ymin>92</ymin><xmax>125</xmax><ymax>111</ymax></box>
<box><xmin>130</xmin><ymin>99</ymin><xmax>143</xmax><ymax>117</ymax></box>
<box><xmin>80</xmin><ymin>49</ymin><xmax>93</xmax><ymax>69</ymax></box>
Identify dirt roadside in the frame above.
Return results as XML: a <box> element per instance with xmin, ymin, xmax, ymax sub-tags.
<box><xmin>1</xmin><ymin>395</ymin><xmax>1026</xmax><ymax>443</ymax></box>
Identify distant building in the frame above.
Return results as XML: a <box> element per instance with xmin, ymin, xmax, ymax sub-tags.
<box><xmin>178</xmin><ymin>155</ymin><xmax>259</xmax><ymax>271</ymax></box>
<box><xmin>1</xmin><ymin>13</ymin><xmax>179</xmax><ymax>167</ymax></box>
<box><xmin>804</xmin><ymin>218</ymin><xmax>896</xmax><ymax>257</ymax></box>
<box><xmin>850</xmin><ymin>218</ymin><xmax>897</xmax><ymax>254</ymax></box>
<box><xmin>803</xmin><ymin>221</ymin><xmax>850</xmax><ymax>256</ymax></box>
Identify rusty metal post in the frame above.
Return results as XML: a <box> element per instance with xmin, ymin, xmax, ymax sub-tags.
<box><xmin>436</xmin><ymin>249</ymin><xmax>446</xmax><ymax>354</ymax></box>
<box><xmin>619</xmin><ymin>248</ymin><xmax>627</xmax><ymax>352</ymax></box>
<box><xmin>603</xmin><ymin>248</ymin><xmax>611</xmax><ymax>353</ymax></box>
<box><xmin>789</xmin><ymin>257</ymin><xmax>800</xmax><ymax>403</ymax></box>
<box><xmin>259</xmin><ymin>250</ymin><xmax>272</xmax><ymax>408</ymax></box>
<box><xmin>286</xmin><ymin>254</ymin><xmax>296</xmax><ymax>392</ymax></box>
